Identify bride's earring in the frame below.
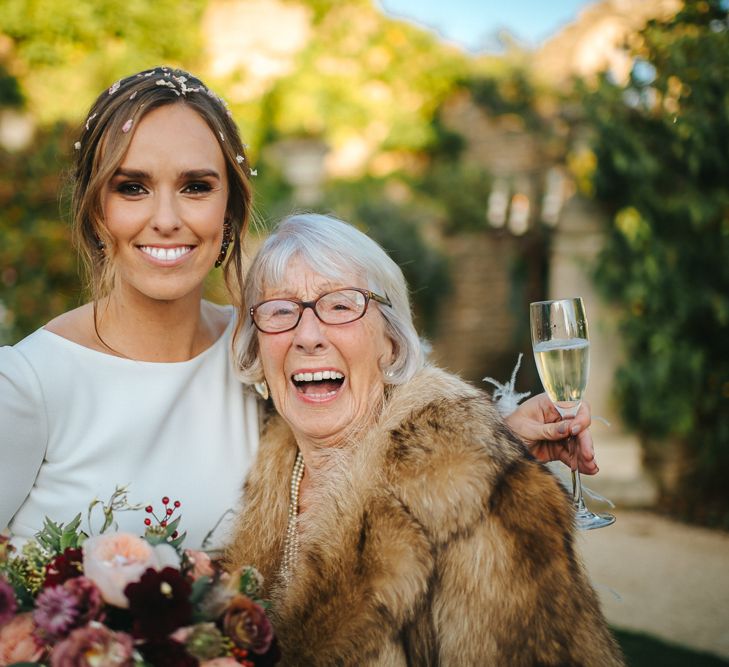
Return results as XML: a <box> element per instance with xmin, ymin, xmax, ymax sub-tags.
<box><xmin>215</xmin><ymin>221</ymin><xmax>233</xmax><ymax>268</ymax></box>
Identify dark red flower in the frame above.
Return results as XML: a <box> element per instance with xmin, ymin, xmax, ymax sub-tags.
<box><xmin>125</xmin><ymin>567</ymin><xmax>192</xmax><ymax>640</ymax></box>
<box><xmin>64</xmin><ymin>577</ymin><xmax>104</xmax><ymax>626</ymax></box>
<box><xmin>222</xmin><ymin>595</ymin><xmax>273</xmax><ymax>655</ymax></box>
<box><xmin>136</xmin><ymin>638</ymin><xmax>199</xmax><ymax>667</ymax></box>
<box><xmin>43</xmin><ymin>548</ymin><xmax>83</xmax><ymax>588</ymax></box>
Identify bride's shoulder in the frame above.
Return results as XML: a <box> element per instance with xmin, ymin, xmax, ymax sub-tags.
<box><xmin>202</xmin><ymin>300</ymin><xmax>236</xmax><ymax>335</ymax></box>
<box><xmin>44</xmin><ymin>303</ymin><xmax>100</xmax><ymax>349</ymax></box>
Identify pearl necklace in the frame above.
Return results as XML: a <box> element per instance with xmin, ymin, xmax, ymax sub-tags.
<box><xmin>281</xmin><ymin>450</ymin><xmax>305</xmax><ymax>584</ymax></box>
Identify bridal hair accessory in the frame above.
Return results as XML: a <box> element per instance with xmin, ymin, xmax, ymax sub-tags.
<box><xmin>214</xmin><ymin>221</ymin><xmax>233</xmax><ymax>268</ymax></box>
<box><xmin>75</xmin><ymin>67</ymin><xmax>234</xmax><ymax>151</ymax></box>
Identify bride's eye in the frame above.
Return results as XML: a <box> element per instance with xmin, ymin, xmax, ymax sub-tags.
<box><xmin>183</xmin><ymin>181</ymin><xmax>213</xmax><ymax>195</ymax></box>
<box><xmin>115</xmin><ymin>182</ymin><xmax>146</xmax><ymax>196</ymax></box>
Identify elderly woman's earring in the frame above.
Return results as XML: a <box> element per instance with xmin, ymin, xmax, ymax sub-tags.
<box><xmin>215</xmin><ymin>221</ymin><xmax>233</xmax><ymax>268</ymax></box>
<box><xmin>254</xmin><ymin>379</ymin><xmax>270</xmax><ymax>400</ymax></box>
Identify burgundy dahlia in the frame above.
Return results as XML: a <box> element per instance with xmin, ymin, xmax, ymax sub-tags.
<box><xmin>0</xmin><ymin>576</ymin><xmax>18</xmax><ymax>626</ymax></box>
<box><xmin>125</xmin><ymin>567</ymin><xmax>192</xmax><ymax>640</ymax></box>
<box><xmin>136</xmin><ymin>638</ymin><xmax>199</xmax><ymax>667</ymax></box>
<box><xmin>44</xmin><ymin>548</ymin><xmax>83</xmax><ymax>589</ymax></box>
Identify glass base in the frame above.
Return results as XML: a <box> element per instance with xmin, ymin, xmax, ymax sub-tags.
<box><xmin>575</xmin><ymin>508</ymin><xmax>615</xmax><ymax>531</ymax></box>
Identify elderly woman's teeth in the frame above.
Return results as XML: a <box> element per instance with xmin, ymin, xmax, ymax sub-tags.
<box><xmin>292</xmin><ymin>370</ymin><xmax>345</xmax><ymax>396</ymax></box>
<box><xmin>293</xmin><ymin>371</ymin><xmax>344</xmax><ymax>382</ymax></box>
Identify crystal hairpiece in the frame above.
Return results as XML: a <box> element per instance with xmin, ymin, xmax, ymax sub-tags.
<box><xmin>76</xmin><ymin>68</ymin><xmax>236</xmax><ymax>150</ymax></box>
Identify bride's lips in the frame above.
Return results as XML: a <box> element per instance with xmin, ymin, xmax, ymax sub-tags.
<box><xmin>291</xmin><ymin>367</ymin><xmax>345</xmax><ymax>403</ymax></box>
<box><xmin>137</xmin><ymin>244</ymin><xmax>196</xmax><ymax>265</ymax></box>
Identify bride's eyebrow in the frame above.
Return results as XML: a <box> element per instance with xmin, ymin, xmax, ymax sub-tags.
<box><xmin>112</xmin><ymin>168</ymin><xmax>149</xmax><ymax>180</ymax></box>
<box><xmin>110</xmin><ymin>168</ymin><xmax>222</xmax><ymax>180</ymax></box>
<box><xmin>179</xmin><ymin>169</ymin><xmax>221</xmax><ymax>180</ymax></box>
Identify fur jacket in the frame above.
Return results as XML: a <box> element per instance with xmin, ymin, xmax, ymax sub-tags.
<box><xmin>225</xmin><ymin>366</ymin><xmax>624</xmax><ymax>666</ymax></box>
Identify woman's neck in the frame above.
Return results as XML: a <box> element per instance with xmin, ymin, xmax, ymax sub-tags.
<box><xmin>94</xmin><ymin>286</ymin><xmax>220</xmax><ymax>362</ymax></box>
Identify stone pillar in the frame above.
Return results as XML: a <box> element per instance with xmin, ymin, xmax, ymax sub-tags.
<box><xmin>550</xmin><ymin>195</ymin><xmax>656</xmax><ymax>506</ymax></box>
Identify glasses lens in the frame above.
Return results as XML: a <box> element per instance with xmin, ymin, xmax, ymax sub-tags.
<box><xmin>254</xmin><ymin>300</ymin><xmax>301</xmax><ymax>332</ymax></box>
<box><xmin>317</xmin><ymin>289</ymin><xmax>366</xmax><ymax>324</ymax></box>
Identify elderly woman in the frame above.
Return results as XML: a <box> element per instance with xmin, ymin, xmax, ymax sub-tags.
<box><xmin>226</xmin><ymin>214</ymin><xmax>623</xmax><ymax>666</ymax></box>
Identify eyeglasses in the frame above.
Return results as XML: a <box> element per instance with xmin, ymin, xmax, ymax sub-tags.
<box><xmin>250</xmin><ymin>287</ymin><xmax>392</xmax><ymax>334</ymax></box>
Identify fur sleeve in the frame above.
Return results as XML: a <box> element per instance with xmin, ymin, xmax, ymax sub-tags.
<box><xmin>435</xmin><ymin>456</ymin><xmax>624</xmax><ymax>666</ymax></box>
<box><xmin>380</xmin><ymin>371</ymin><xmax>624</xmax><ymax>665</ymax></box>
<box><xmin>382</xmin><ymin>387</ymin><xmax>526</xmax><ymax>546</ymax></box>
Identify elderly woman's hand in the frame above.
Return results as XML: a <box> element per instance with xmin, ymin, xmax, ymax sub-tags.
<box><xmin>504</xmin><ymin>393</ymin><xmax>598</xmax><ymax>475</ymax></box>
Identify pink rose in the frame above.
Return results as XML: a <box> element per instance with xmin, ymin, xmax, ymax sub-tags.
<box><xmin>0</xmin><ymin>613</ymin><xmax>44</xmax><ymax>664</ymax></box>
<box><xmin>185</xmin><ymin>549</ymin><xmax>215</xmax><ymax>581</ymax></box>
<box><xmin>83</xmin><ymin>533</ymin><xmax>180</xmax><ymax>608</ymax></box>
<box><xmin>50</xmin><ymin>622</ymin><xmax>134</xmax><ymax>667</ymax></box>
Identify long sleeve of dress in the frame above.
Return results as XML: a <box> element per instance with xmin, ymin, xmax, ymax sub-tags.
<box><xmin>0</xmin><ymin>346</ymin><xmax>48</xmax><ymax>530</ymax></box>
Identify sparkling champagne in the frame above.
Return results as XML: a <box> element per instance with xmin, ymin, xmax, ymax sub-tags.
<box><xmin>532</xmin><ymin>337</ymin><xmax>590</xmax><ymax>416</ymax></box>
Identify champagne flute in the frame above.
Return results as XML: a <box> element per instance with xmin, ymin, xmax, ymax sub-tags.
<box><xmin>530</xmin><ymin>297</ymin><xmax>615</xmax><ymax>530</ymax></box>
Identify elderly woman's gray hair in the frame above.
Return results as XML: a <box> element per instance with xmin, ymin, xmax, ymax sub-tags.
<box><xmin>234</xmin><ymin>213</ymin><xmax>425</xmax><ymax>385</ymax></box>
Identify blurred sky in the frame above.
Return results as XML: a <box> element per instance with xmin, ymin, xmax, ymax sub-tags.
<box><xmin>377</xmin><ymin>0</ymin><xmax>599</xmax><ymax>51</ymax></box>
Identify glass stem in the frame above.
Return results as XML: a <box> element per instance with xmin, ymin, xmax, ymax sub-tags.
<box><xmin>568</xmin><ymin>435</ymin><xmax>587</xmax><ymax>511</ymax></box>
<box><xmin>571</xmin><ymin>469</ymin><xmax>587</xmax><ymax>511</ymax></box>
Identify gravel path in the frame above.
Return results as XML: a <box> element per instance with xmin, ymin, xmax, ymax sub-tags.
<box><xmin>577</xmin><ymin>510</ymin><xmax>729</xmax><ymax>660</ymax></box>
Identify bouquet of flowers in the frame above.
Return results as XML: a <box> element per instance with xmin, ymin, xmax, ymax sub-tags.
<box><xmin>0</xmin><ymin>488</ymin><xmax>279</xmax><ymax>667</ymax></box>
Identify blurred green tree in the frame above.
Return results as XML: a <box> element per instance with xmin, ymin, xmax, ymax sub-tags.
<box><xmin>0</xmin><ymin>0</ymin><xmax>206</xmax><ymax>121</ymax></box>
<box><xmin>584</xmin><ymin>0</ymin><xmax>729</xmax><ymax>525</ymax></box>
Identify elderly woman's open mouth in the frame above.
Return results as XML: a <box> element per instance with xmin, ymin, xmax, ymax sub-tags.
<box><xmin>292</xmin><ymin>369</ymin><xmax>345</xmax><ymax>400</ymax></box>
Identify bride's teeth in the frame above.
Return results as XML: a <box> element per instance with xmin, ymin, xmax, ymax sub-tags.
<box><xmin>142</xmin><ymin>246</ymin><xmax>191</xmax><ymax>261</ymax></box>
<box><xmin>313</xmin><ymin>371</ymin><xmax>323</xmax><ymax>381</ymax></box>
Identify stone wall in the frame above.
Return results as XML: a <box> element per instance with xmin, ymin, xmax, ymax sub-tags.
<box><xmin>429</xmin><ymin>232</ymin><xmax>545</xmax><ymax>390</ymax></box>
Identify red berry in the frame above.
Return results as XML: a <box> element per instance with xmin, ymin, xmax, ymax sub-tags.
<box><xmin>166</xmin><ymin>508</ymin><xmax>173</xmax><ymax>516</ymax></box>
<box><xmin>144</xmin><ymin>518</ymin><xmax>151</xmax><ymax>526</ymax></box>
<box><xmin>160</xmin><ymin>520</ymin><xmax>167</xmax><ymax>527</ymax></box>
<box><xmin>172</xmin><ymin>531</ymin><xmax>178</xmax><ymax>539</ymax></box>
<box><xmin>162</xmin><ymin>496</ymin><xmax>169</xmax><ymax>505</ymax></box>
<box><xmin>145</xmin><ymin>506</ymin><xmax>153</xmax><ymax>513</ymax></box>
<box><xmin>173</xmin><ymin>500</ymin><xmax>181</xmax><ymax>508</ymax></box>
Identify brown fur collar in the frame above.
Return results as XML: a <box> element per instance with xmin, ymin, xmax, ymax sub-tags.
<box><xmin>225</xmin><ymin>365</ymin><xmax>624</xmax><ymax>666</ymax></box>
